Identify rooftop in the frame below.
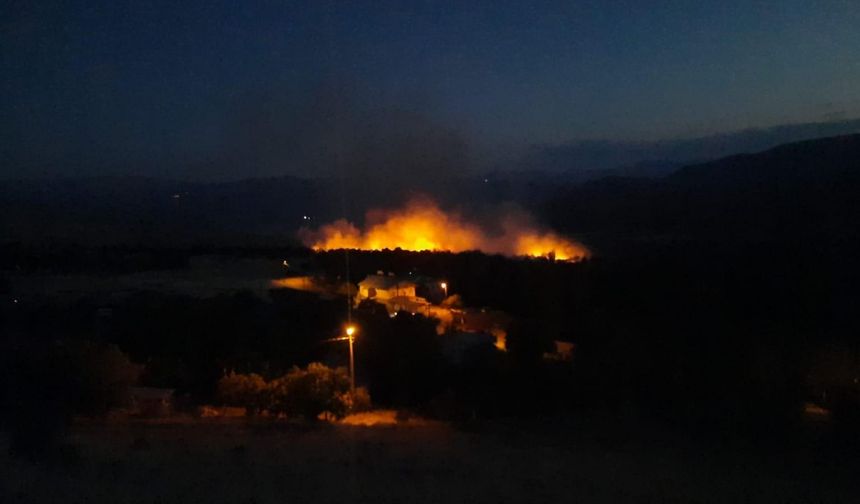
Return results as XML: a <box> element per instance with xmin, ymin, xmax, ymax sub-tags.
<box><xmin>358</xmin><ymin>274</ymin><xmax>417</xmax><ymax>290</ymax></box>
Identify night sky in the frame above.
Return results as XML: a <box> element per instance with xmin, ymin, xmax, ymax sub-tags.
<box><xmin>3</xmin><ymin>1</ymin><xmax>859</xmax><ymax>180</ymax></box>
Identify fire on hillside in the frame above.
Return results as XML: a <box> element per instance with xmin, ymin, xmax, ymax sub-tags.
<box><xmin>299</xmin><ymin>198</ymin><xmax>588</xmax><ymax>261</ymax></box>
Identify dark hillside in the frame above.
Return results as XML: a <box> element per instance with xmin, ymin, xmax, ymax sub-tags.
<box><xmin>546</xmin><ymin>134</ymin><xmax>860</xmax><ymax>242</ymax></box>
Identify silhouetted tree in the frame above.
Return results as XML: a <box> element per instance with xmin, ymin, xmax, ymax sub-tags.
<box><xmin>70</xmin><ymin>341</ymin><xmax>142</xmax><ymax>417</ymax></box>
<box><xmin>268</xmin><ymin>363</ymin><xmax>353</xmax><ymax>420</ymax></box>
<box><xmin>217</xmin><ymin>372</ymin><xmax>267</xmax><ymax>415</ymax></box>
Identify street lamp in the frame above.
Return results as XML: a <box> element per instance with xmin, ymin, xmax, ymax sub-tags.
<box><xmin>345</xmin><ymin>325</ymin><xmax>357</xmax><ymax>393</ymax></box>
<box><xmin>323</xmin><ymin>324</ymin><xmax>358</xmax><ymax>393</ymax></box>
<box><xmin>440</xmin><ymin>281</ymin><xmax>448</xmax><ymax>299</ymax></box>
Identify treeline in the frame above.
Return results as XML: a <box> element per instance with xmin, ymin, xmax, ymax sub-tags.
<box><xmin>0</xmin><ymin>241</ymin><xmax>319</xmax><ymax>275</ymax></box>
<box><xmin>313</xmin><ymin>249</ymin><xmax>590</xmax><ymax>328</ymax></box>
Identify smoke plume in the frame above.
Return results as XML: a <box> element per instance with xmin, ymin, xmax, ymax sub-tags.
<box><xmin>299</xmin><ymin>196</ymin><xmax>588</xmax><ymax>261</ymax></box>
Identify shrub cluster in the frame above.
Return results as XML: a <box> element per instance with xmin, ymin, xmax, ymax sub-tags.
<box><xmin>217</xmin><ymin>363</ymin><xmax>371</xmax><ymax>420</ymax></box>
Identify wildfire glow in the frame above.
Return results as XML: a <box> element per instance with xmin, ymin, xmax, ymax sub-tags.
<box><xmin>299</xmin><ymin>198</ymin><xmax>588</xmax><ymax>261</ymax></box>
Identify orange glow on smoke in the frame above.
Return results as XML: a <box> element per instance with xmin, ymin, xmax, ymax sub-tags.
<box><xmin>300</xmin><ymin>198</ymin><xmax>588</xmax><ymax>261</ymax></box>
<box><xmin>515</xmin><ymin>233</ymin><xmax>586</xmax><ymax>262</ymax></box>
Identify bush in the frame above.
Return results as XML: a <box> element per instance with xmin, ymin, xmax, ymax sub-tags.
<box><xmin>219</xmin><ymin>364</ymin><xmax>371</xmax><ymax>421</ymax></box>
<box><xmin>217</xmin><ymin>372</ymin><xmax>267</xmax><ymax>415</ymax></box>
<box><xmin>344</xmin><ymin>386</ymin><xmax>372</xmax><ymax>413</ymax></box>
<box><xmin>268</xmin><ymin>363</ymin><xmax>352</xmax><ymax>420</ymax></box>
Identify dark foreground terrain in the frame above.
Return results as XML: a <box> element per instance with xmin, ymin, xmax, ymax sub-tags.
<box><xmin>2</xmin><ymin>416</ymin><xmax>857</xmax><ymax>504</ymax></box>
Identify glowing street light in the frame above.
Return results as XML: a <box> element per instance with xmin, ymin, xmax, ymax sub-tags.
<box><xmin>322</xmin><ymin>324</ymin><xmax>358</xmax><ymax>393</ymax></box>
<box><xmin>345</xmin><ymin>324</ymin><xmax>357</xmax><ymax>393</ymax></box>
<box><xmin>440</xmin><ymin>281</ymin><xmax>448</xmax><ymax>299</ymax></box>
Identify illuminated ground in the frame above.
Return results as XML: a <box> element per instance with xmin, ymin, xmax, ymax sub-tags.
<box><xmin>2</xmin><ymin>417</ymin><xmax>856</xmax><ymax>504</ymax></box>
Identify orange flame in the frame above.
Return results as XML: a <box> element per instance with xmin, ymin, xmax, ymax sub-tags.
<box><xmin>300</xmin><ymin>198</ymin><xmax>588</xmax><ymax>261</ymax></box>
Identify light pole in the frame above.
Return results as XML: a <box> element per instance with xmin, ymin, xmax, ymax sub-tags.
<box><xmin>345</xmin><ymin>325</ymin><xmax>356</xmax><ymax>393</ymax></box>
<box><xmin>323</xmin><ymin>324</ymin><xmax>358</xmax><ymax>393</ymax></box>
<box><xmin>440</xmin><ymin>281</ymin><xmax>448</xmax><ymax>299</ymax></box>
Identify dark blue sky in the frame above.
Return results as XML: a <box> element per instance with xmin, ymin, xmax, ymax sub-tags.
<box><xmin>2</xmin><ymin>1</ymin><xmax>859</xmax><ymax>179</ymax></box>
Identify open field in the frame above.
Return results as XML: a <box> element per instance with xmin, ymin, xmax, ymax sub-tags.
<box><xmin>2</xmin><ymin>417</ymin><xmax>857</xmax><ymax>504</ymax></box>
<box><xmin>7</xmin><ymin>256</ymin><xmax>284</xmax><ymax>304</ymax></box>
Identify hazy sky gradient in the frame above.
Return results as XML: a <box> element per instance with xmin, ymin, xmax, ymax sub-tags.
<box><xmin>2</xmin><ymin>0</ymin><xmax>859</xmax><ymax>179</ymax></box>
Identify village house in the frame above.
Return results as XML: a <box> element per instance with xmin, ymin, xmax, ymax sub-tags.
<box><xmin>357</xmin><ymin>272</ymin><xmax>419</xmax><ymax>301</ymax></box>
<box><xmin>356</xmin><ymin>273</ymin><xmax>433</xmax><ymax>320</ymax></box>
<box><xmin>356</xmin><ymin>273</ymin><xmax>463</xmax><ymax>332</ymax></box>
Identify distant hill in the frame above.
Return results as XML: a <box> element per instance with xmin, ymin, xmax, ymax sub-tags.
<box><xmin>521</xmin><ymin>118</ymin><xmax>860</xmax><ymax>177</ymax></box>
<box><xmin>3</xmin><ymin>134</ymin><xmax>859</xmax><ymax>251</ymax></box>
<box><xmin>545</xmin><ymin>134</ymin><xmax>860</xmax><ymax>248</ymax></box>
